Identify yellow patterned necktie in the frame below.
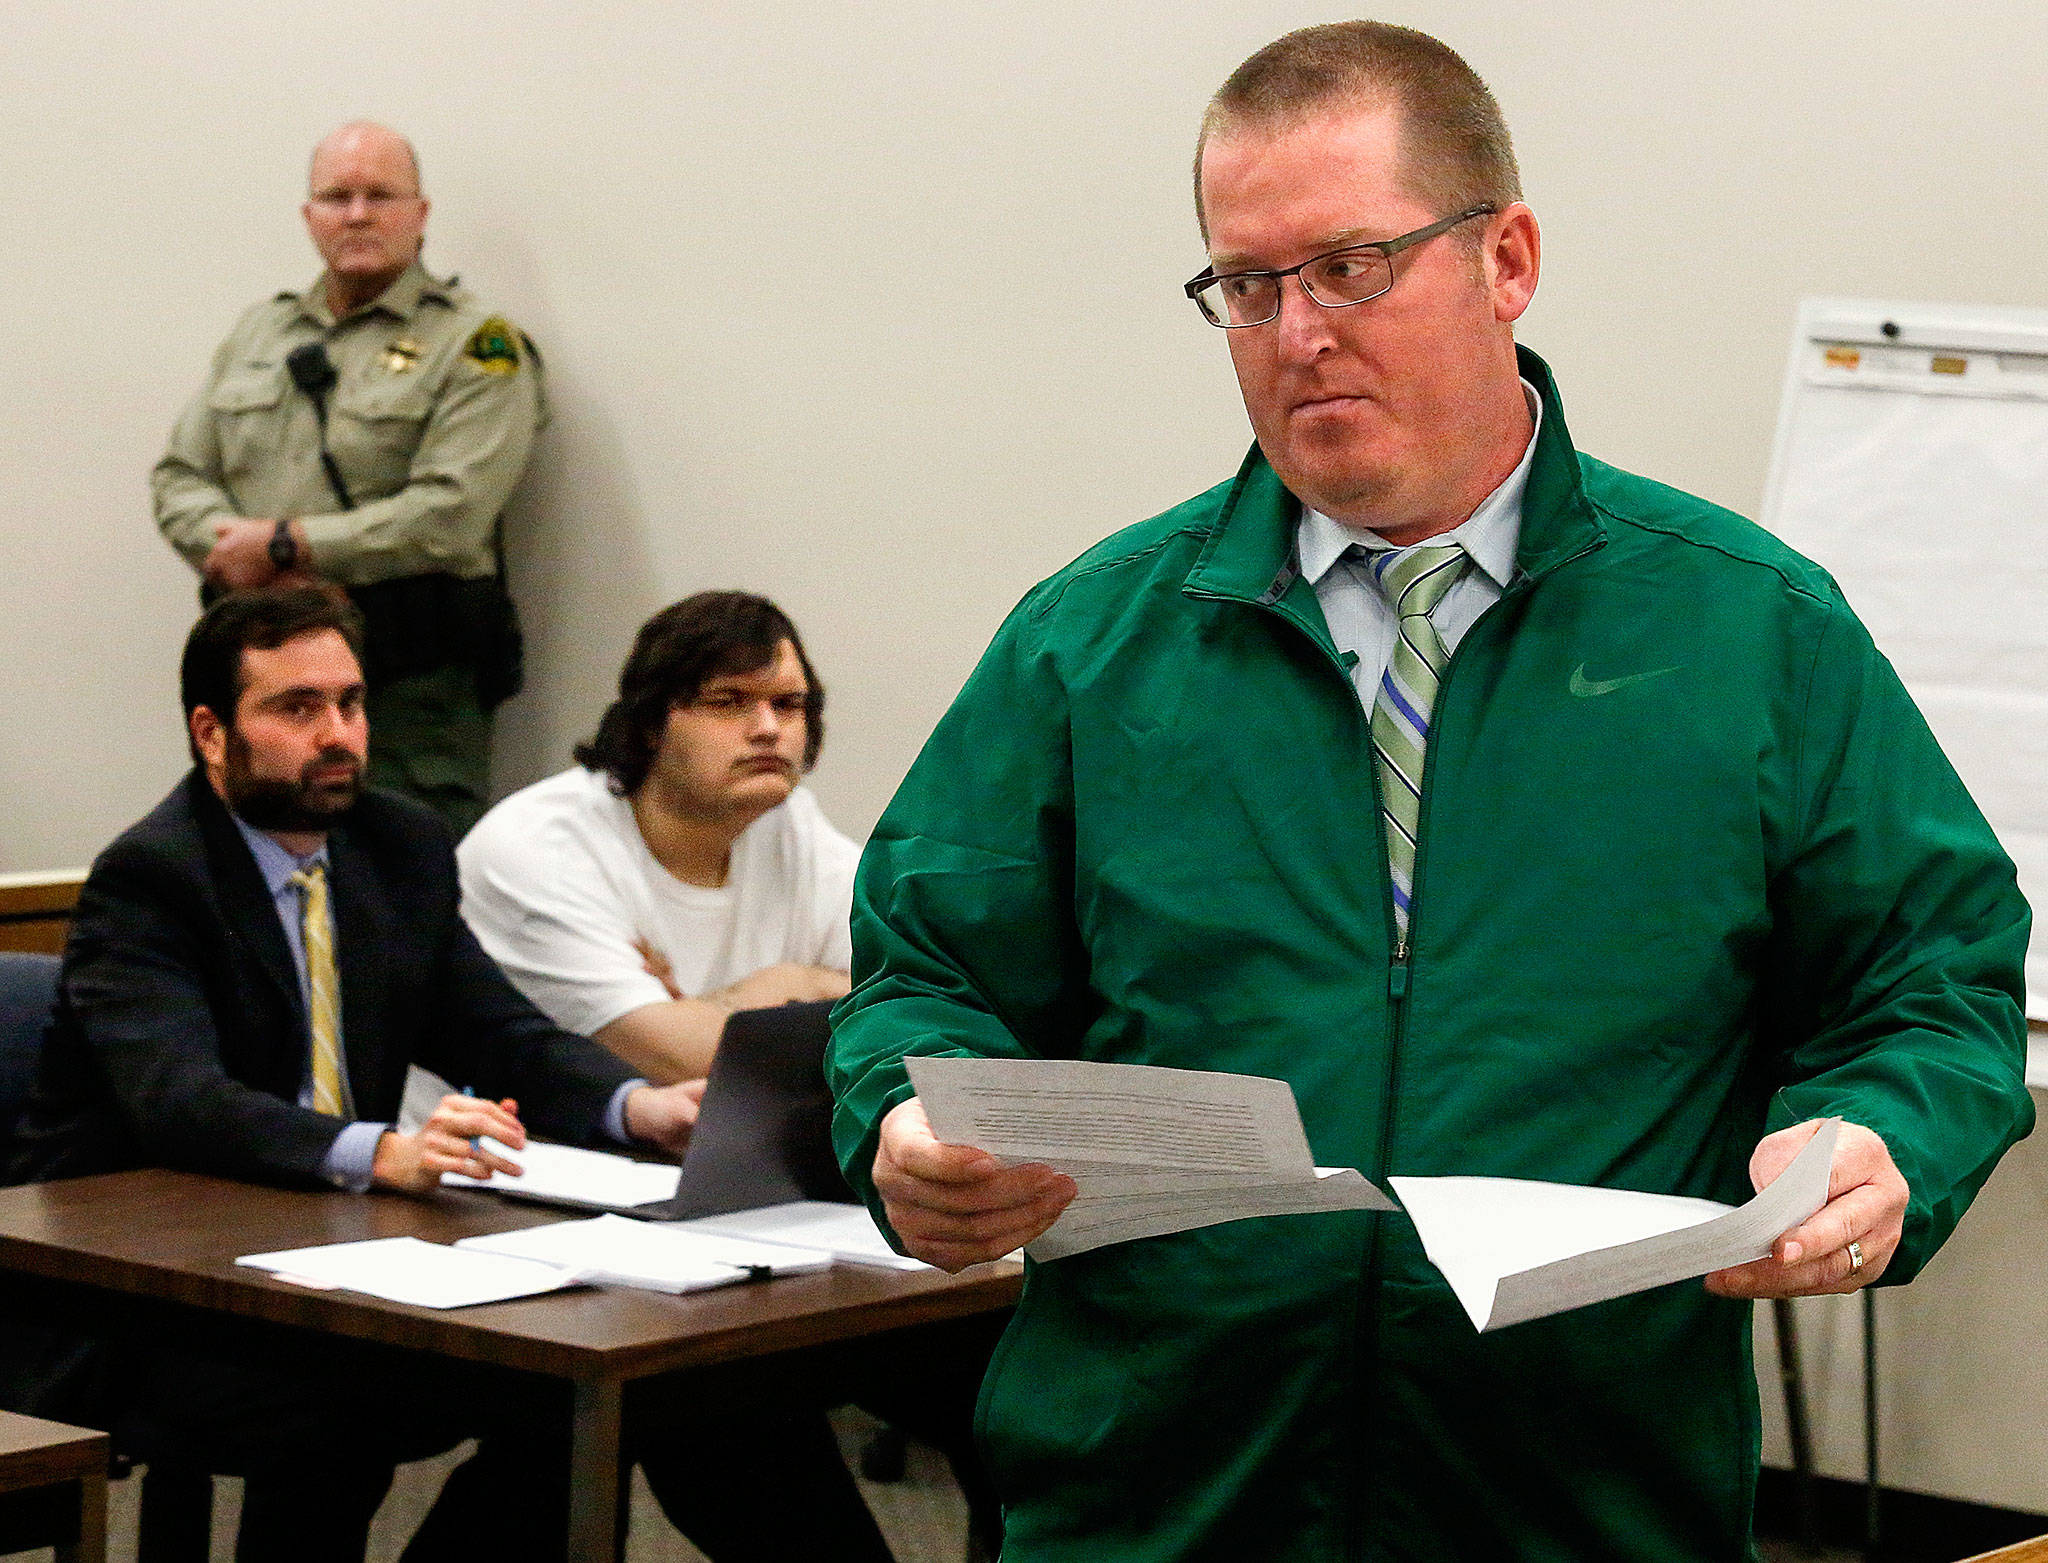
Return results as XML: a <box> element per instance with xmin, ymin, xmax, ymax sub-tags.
<box><xmin>286</xmin><ymin>862</ymin><xmax>346</xmax><ymax>1116</ymax></box>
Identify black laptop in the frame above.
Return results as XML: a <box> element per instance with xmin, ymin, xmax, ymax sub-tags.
<box><xmin>641</xmin><ymin>999</ymin><xmax>855</xmax><ymax>1221</ymax></box>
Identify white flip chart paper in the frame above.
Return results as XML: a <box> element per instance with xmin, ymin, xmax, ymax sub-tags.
<box><xmin>1391</xmin><ymin>1120</ymin><xmax>1838</xmax><ymax>1331</ymax></box>
<box><xmin>906</xmin><ymin>1056</ymin><xmax>1394</xmax><ymax>1261</ymax></box>
<box><xmin>1761</xmin><ymin>299</ymin><xmax>2048</xmax><ymax>1017</ymax></box>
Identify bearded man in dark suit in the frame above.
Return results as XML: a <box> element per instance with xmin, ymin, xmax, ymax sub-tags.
<box><xmin>7</xmin><ymin>586</ymin><xmax>702</xmax><ymax>1562</ymax></box>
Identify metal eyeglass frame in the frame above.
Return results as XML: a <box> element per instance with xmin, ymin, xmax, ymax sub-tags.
<box><xmin>1183</xmin><ymin>204</ymin><xmax>1498</xmax><ymax>328</ymax></box>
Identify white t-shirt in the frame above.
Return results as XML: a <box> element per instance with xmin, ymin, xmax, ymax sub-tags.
<box><xmin>456</xmin><ymin>765</ymin><xmax>862</xmax><ymax>1038</ymax></box>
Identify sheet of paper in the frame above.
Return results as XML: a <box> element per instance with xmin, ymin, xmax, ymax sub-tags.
<box><xmin>1391</xmin><ymin>1120</ymin><xmax>1839</xmax><ymax>1331</ymax></box>
<box><xmin>442</xmin><ymin>1138</ymin><xmax>683</xmax><ymax>1209</ymax></box>
<box><xmin>907</xmin><ymin>1056</ymin><xmax>1315</xmax><ymax>1179</ymax></box>
<box><xmin>675</xmin><ymin>1200</ymin><xmax>932</xmax><ymax>1272</ymax></box>
<box><xmin>907</xmin><ymin>1057</ymin><xmax>1395</xmax><ymax>1261</ymax></box>
<box><xmin>1027</xmin><ymin>1167</ymin><xmax>1393</xmax><ymax>1260</ymax></box>
<box><xmin>236</xmin><ymin>1236</ymin><xmax>578</xmax><ymax>1310</ymax></box>
<box><xmin>457</xmin><ymin>1214</ymin><xmax>830</xmax><ymax>1294</ymax></box>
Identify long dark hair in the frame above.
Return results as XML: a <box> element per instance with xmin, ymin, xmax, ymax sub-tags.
<box><xmin>574</xmin><ymin>592</ymin><xmax>825</xmax><ymax>795</ymax></box>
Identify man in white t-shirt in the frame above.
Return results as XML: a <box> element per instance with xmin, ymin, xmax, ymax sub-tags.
<box><xmin>455</xmin><ymin>592</ymin><xmax>1003</xmax><ymax>1560</ymax></box>
<box><xmin>460</xmin><ymin>591</ymin><xmax>859</xmax><ymax>1082</ymax></box>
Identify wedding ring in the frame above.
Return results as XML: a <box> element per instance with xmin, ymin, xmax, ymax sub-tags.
<box><xmin>1847</xmin><ymin>1240</ymin><xmax>1865</xmax><ymax>1274</ymax></box>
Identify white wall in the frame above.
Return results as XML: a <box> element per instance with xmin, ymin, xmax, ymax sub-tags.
<box><xmin>4</xmin><ymin>0</ymin><xmax>2044</xmax><ymax>868</ymax></box>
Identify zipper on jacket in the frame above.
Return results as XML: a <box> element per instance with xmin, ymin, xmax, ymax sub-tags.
<box><xmin>1376</xmin><ymin>535</ymin><xmax>1608</xmax><ymax>1159</ymax></box>
<box><xmin>1354</xmin><ymin>534</ymin><xmax>1604</xmax><ymax>1562</ymax></box>
<box><xmin>1195</xmin><ymin>534</ymin><xmax>1604</xmax><ymax>1563</ymax></box>
<box><xmin>1397</xmin><ymin>539</ymin><xmax>1601</xmax><ymax>974</ymax></box>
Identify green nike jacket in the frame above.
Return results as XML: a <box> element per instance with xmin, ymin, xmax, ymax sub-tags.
<box><xmin>828</xmin><ymin>348</ymin><xmax>2032</xmax><ymax>1562</ymax></box>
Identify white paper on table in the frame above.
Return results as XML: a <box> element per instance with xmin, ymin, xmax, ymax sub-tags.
<box><xmin>674</xmin><ymin>1201</ymin><xmax>932</xmax><ymax>1272</ymax></box>
<box><xmin>1391</xmin><ymin>1120</ymin><xmax>1839</xmax><ymax>1332</ymax></box>
<box><xmin>906</xmin><ymin>1056</ymin><xmax>1394</xmax><ymax>1261</ymax></box>
<box><xmin>441</xmin><ymin>1138</ymin><xmax>682</xmax><ymax>1209</ymax></box>
<box><xmin>236</xmin><ymin>1236</ymin><xmax>579</xmax><ymax>1310</ymax></box>
<box><xmin>456</xmin><ymin>1214</ymin><xmax>830</xmax><ymax>1294</ymax></box>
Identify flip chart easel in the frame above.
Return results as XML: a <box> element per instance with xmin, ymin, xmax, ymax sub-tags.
<box><xmin>1760</xmin><ymin>298</ymin><xmax>2048</xmax><ymax>1019</ymax></box>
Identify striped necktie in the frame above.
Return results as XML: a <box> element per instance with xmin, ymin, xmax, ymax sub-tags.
<box><xmin>286</xmin><ymin>862</ymin><xmax>347</xmax><ymax>1116</ymax></box>
<box><xmin>1362</xmin><ymin>542</ymin><xmax>1472</xmax><ymax>943</ymax></box>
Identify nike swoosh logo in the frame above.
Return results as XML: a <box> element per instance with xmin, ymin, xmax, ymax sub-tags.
<box><xmin>1569</xmin><ymin>663</ymin><xmax>1683</xmax><ymax>697</ymax></box>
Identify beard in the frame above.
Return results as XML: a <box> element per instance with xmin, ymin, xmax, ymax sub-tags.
<box><xmin>222</xmin><ymin>730</ymin><xmax>363</xmax><ymax>832</ymax></box>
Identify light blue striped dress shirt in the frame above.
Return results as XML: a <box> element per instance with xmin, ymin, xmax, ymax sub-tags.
<box><xmin>231</xmin><ymin>814</ymin><xmax>385</xmax><ymax>1189</ymax></box>
<box><xmin>230</xmin><ymin>813</ymin><xmax>643</xmax><ymax>1191</ymax></box>
<box><xmin>1297</xmin><ymin>379</ymin><xmax>1542</xmax><ymax>709</ymax></box>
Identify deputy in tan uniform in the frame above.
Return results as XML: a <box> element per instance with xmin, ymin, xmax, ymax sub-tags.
<box><xmin>154</xmin><ymin>120</ymin><xmax>542</xmax><ymax>836</ymax></box>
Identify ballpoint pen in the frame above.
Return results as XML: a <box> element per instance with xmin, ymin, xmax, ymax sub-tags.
<box><xmin>461</xmin><ymin>1084</ymin><xmax>485</xmax><ymax>1171</ymax></box>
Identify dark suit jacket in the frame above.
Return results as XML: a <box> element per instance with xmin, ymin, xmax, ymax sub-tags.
<box><xmin>10</xmin><ymin>769</ymin><xmax>635</xmax><ymax>1187</ymax></box>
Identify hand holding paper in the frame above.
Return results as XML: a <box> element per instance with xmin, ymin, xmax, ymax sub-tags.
<box><xmin>873</xmin><ymin>1096</ymin><xmax>1078</xmax><ymax>1272</ymax></box>
<box><xmin>1703</xmin><ymin>1118</ymin><xmax>1907</xmax><ymax>1298</ymax></box>
<box><xmin>1393</xmin><ymin>1120</ymin><xmax>1843</xmax><ymax>1332</ymax></box>
<box><xmin>903</xmin><ymin>1057</ymin><xmax>1393</xmax><ymax>1262</ymax></box>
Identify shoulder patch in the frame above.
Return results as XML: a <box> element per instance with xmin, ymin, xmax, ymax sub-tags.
<box><xmin>464</xmin><ymin>317</ymin><xmax>521</xmax><ymax>374</ymax></box>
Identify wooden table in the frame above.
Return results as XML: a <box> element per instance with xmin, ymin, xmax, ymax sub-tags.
<box><xmin>0</xmin><ymin>1410</ymin><xmax>108</xmax><ymax>1562</ymax></box>
<box><xmin>0</xmin><ymin>1170</ymin><xmax>1019</xmax><ymax>1560</ymax></box>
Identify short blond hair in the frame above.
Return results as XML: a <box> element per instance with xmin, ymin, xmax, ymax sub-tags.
<box><xmin>1195</xmin><ymin>21</ymin><xmax>1521</xmax><ymax>238</ymax></box>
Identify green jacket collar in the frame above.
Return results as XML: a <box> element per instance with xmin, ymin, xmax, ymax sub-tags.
<box><xmin>1184</xmin><ymin>345</ymin><xmax>1605</xmax><ymax>609</ymax></box>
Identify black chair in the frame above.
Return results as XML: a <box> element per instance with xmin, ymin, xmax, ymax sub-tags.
<box><xmin>0</xmin><ymin>952</ymin><xmax>59</xmax><ymax>1147</ymax></box>
<box><xmin>0</xmin><ymin>954</ymin><xmax>129</xmax><ymax>1550</ymax></box>
<box><xmin>0</xmin><ymin>953</ymin><xmax>217</xmax><ymax>1559</ymax></box>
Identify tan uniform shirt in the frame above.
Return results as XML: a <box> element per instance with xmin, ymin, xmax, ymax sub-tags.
<box><xmin>153</xmin><ymin>261</ymin><xmax>545</xmax><ymax>586</ymax></box>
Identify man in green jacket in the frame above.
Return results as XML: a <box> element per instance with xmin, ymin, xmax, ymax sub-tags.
<box><xmin>828</xmin><ymin>20</ymin><xmax>2032</xmax><ymax>1563</ymax></box>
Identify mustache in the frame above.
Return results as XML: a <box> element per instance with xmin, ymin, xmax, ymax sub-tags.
<box><xmin>301</xmin><ymin>746</ymin><xmax>364</xmax><ymax>785</ymax></box>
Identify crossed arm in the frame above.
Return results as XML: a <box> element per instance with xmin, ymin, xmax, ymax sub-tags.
<box><xmin>589</xmin><ymin>943</ymin><xmax>849</xmax><ymax>1085</ymax></box>
<box><xmin>155</xmin><ymin>328</ymin><xmax>541</xmax><ymax>589</ymax></box>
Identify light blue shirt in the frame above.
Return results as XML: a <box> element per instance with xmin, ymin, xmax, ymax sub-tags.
<box><xmin>1297</xmin><ymin>379</ymin><xmax>1542</xmax><ymax>709</ymax></box>
<box><xmin>231</xmin><ymin>814</ymin><xmax>643</xmax><ymax>1192</ymax></box>
<box><xmin>231</xmin><ymin>814</ymin><xmax>384</xmax><ymax>1189</ymax></box>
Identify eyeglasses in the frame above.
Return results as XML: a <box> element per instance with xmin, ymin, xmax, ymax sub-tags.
<box><xmin>307</xmin><ymin>189</ymin><xmax>420</xmax><ymax>214</ymax></box>
<box><xmin>1183</xmin><ymin>205</ymin><xmax>1496</xmax><ymax>329</ymax></box>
